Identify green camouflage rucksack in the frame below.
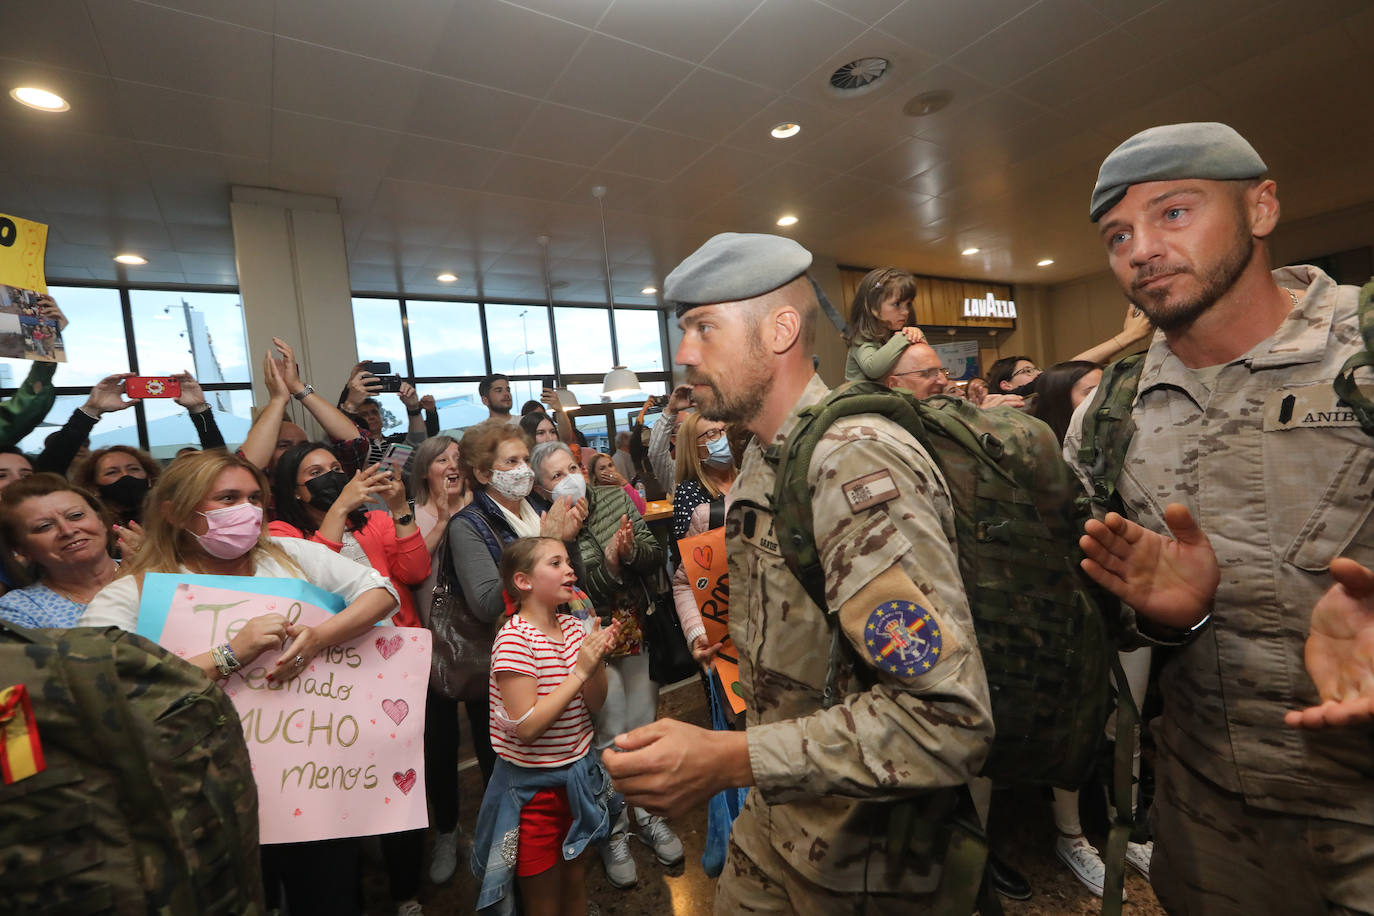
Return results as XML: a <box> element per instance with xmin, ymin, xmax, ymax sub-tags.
<box><xmin>0</xmin><ymin>622</ymin><xmax>266</xmax><ymax>916</ymax></box>
<box><xmin>770</xmin><ymin>381</ymin><xmax>1134</xmax><ymax>916</ymax></box>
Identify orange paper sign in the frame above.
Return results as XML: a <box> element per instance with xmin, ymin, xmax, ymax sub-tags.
<box><xmin>677</xmin><ymin>526</ymin><xmax>744</xmax><ymax>714</ymax></box>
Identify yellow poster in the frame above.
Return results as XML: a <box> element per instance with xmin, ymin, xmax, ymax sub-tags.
<box><xmin>0</xmin><ymin>213</ymin><xmax>63</xmax><ymax>362</ymax></box>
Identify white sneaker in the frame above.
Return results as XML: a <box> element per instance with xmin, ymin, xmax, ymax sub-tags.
<box><xmin>1055</xmin><ymin>834</ymin><xmax>1127</xmax><ymax>900</ymax></box>
<box><xmin>428</xmin><ymin>829</ymin><xmax>459</xmax><ymax>884</ymax></box>
<box><xmin>600</xmin><ymin>829</ymin><xmax>638</xmax><ymax>888</ymax></box>
<box><xmin>396</xmin><ymin>901</ymin><xmax>423</xmax><ymax>916</ymax></box>
<box><xmin>1126</xmin><ymin>840</ymin><xmax>1153</xmax><ymax>881</ymax></box>
<box><xmin>633</xmin><ymin>812</ymin><xmax>685</xmax><ymax>866</ymax></box>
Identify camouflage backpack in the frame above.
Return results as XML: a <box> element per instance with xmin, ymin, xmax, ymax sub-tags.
<box><xmin>0</xmin><ymin>622</ymin><xmax>266</xmax><ymax>916</ymax></box>
<box><xmin>771</xmin><ymin>381</ymin><xmax>1135</xmax><ymax>916</ymax></box>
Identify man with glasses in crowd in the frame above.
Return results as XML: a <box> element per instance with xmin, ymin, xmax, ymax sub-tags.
<box><xmin>885</xmin><ymin>342</ymin><xmax>949</xmax><ymax>399</ymax></box>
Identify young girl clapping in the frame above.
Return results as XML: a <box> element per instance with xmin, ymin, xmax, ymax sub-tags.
<box><xmin>471</xmin><ymin>537</ymin><xmax>620</xmax><ymax>916</ymax></box>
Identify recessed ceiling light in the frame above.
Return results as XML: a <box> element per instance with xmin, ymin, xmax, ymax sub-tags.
<box><xmin>961</xmin><ymin>247</ymin><xmax>980</xmax><ymax>256</ymax></box>
<box><xmin>113</xmin><ymin>253</ymin><xmax>147</xmax><ymax>265</ymax></box>
<box><xmin>436</xmin><ymin>272</ymin><xmax>457</xmax><ymax>282</ymax></box>
<box><xmin>777</xmin><ymin>215</ymin><xmax>799</xmax><ymax>227</ymax></box>
<box><xmin>641</xmin><ymin>286</ymin><xmax>657</xmax><ymax>295</ymax></box>
<box><xmin>770</xmin><ymin>122</ymin><xmax>801</xmax><ymax>139</ymax></box>
<box><xmin>1036</xmin><ymin>258</ymin><xmax>1055</xmax><ymax>267</ymax></box>
<box><xmin>10</xmin><ymin>87</ymin><xmax>69</xmax><ymax>112</ymax></box>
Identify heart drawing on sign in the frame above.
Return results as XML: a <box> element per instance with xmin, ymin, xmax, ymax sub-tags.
<box><xmin>375</xmin><ymin>635</ymin><xmax>403</xmax><ymax>660</ymax></box>
<box><xmin>394</xmin><ymin>769</ymin><xmax>417</xmax><ymax>795</ymax></box>
<box><xmin>692</xmin><ymin>545</ymin><xmax>712</xmax><ymax>569</ymax></box>
<box><xmin>382</xmin><ymin>698</ymin><xmax>409</xmax><ymax>725</ymax></box>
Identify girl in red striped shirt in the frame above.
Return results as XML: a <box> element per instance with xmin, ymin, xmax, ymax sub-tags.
<box><xmin>487</xmin><ymin>537</ymin><xmax>619</xmax><ymax>916</ymax></box>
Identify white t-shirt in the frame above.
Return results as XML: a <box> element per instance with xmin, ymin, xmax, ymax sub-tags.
<box><xmin>79</xmin><ymin>537</ymin><xmax>398</xmax><ymax>632</ymax></box>
<box><xmin>488</xmin><ymin>613</ymin><xmax>591</xmax><ymax>768</ymax></box>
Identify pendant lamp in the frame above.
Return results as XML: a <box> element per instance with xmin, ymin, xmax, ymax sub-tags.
<box><xmin>593</xmin><ymin>186</ymin><xmax>642</xmax><ymax>402</ymax></box>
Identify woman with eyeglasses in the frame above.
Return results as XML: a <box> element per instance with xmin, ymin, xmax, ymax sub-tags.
<box><xmin>670</xmin><ymin>412</ymin><xmax>737</xmax><ymax>668</ymax></box>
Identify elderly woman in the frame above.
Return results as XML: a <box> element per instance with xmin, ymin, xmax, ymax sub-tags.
<box><xmin>78</xmin><ymin>450</ymin><xmax>398</xmax><ymax>916</ymax></box>
<box><xmin>527</xmin><ymin>439</ymin><xmax>680</xmax><ymax>890</ymax></box>
<box><xmin>0</xmin><ymin>474</ymin><xmax>119</xmax><ymax>627</ymax></box>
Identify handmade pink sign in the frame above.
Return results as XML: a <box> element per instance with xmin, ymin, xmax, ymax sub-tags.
<box><xmin>144</xmin><ymin>575</ymin><xmax>430</xmax><ymax>844</ymax></box>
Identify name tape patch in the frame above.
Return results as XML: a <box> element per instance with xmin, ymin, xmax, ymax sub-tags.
<box><xmin>1265</xmin><ymin>384</ymin><xmax>1363</xmax><ymax>431</ymax></box>
<box><xmin>842</xmin><ymin>470</ymin><xmax>900</xmax><ymax>513</ymax></box>
<box><xmin>864</xmin><ymin>600</ymin><xmax>942</xmax><ymax>677</ymax></box>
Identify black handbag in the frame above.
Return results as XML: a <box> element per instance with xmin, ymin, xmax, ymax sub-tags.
<box><xmin>423</xmin><ymin>527</ymin><xmax>493</xmax><ymax>701</ymax></box>
<box><xmin>644</xmin><ymin>564</ymin><xmax>699</xmax><ymax>685</ymax></box>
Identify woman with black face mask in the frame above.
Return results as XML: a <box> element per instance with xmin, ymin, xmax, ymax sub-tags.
<box><xmin>74</xmin><ymin>445</ymin><xmax>160</xmax><ymax>538</ymax></box>
<box><xmin>267</xmin><ymin>442</ymin><xmax>435</xmax><ymax>915</ymax></box>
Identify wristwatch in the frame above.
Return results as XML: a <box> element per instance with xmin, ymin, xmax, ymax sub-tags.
<box><xmin>393</xmin><ymin>512</ymin><xmax>415</xmax><ymax>527</ymax></box>
<box><xmin>292</xmin><ymin>384</ymin><xmax>314</xmax><ymax>402</ymax></box>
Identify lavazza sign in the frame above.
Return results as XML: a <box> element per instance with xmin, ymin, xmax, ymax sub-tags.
<box><xmin>963</xmin><ymin>292</ymin><xmax>1017</xmax><ymax>319</ymax></box>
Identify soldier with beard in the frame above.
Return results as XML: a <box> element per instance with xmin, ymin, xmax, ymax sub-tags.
<box><xmin>600</xmin><ymin>232</ymin><xmax>995</xmax><ymax>915</ymax></box>
<box><xmin>1067</xmin><ymin>122</ymin><xmax>1374</xmax><ymax>913</ymax></box>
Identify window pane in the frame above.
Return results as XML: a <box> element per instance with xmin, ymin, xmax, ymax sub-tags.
<box><xmin>406</xmin><ymin>300</ymin><xmax>485</xmax><ymax>377</ymax></box>
<box><xmin>613</xmin><ymin>309</ymin><xmax>664</xmax><ymax>372</ymax></box>
<box><xmin>352</xmin><ymin>298</ymin><xmax>407</xmax><ymax>375</ymax></box>
<box><xmin>553</xmin><ymin>307</ymin><xmax>612</xmax><ymax>374</ymax></box>
<box><xmin>414</xmin><ymin>381</ymin><xmax>486</xmax><ymax>434</ymax></box>
<box><xmin>143</xmin><ymin>388</ymin><xmax>257</xmax><ymax>460</ymax></box>
<box><xmin>0</xmin><ymin>285</ymin><xmax>128</xmax><ymax>389</ymax></box>
<box><xmin>483</xmin><ymin>304</ymin><xmax>553</xmax><ymax>376</ymax></box>
<box><xmin>11</xmin><ymin>394</ymin><xmax>140</xmax><ymax>455</ymax></box>
<box><xmin>130</xmin><ymin>290</ymin><xmax>251</xmax><ymax>384</ymax></box>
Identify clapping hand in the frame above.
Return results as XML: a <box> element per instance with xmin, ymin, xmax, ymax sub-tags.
<box><xmin>1078</xmin><ymin>503</ymin><xmax>1219</xmax><ymax>631</ymax></box>
<box><xmin>1286</xmin><ymin>557</ymin><xmax>1374</xmax><ymax>729</ymax></box>
<box><xmin>602</xmin><ymin>513</ymin><xmax>635</xmax><ymax>572</ymax></box>
<box><xmin>540</xmin><ymin>494</ymin><xmax>588</xmax><ymax>541</ymax></box>
<box><xmin>575</xmin><ymin>617</ymin><xmax>621</xmax><ymax>679</ymax></box>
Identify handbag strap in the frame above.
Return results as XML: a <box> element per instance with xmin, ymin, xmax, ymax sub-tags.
<box><xmin>708</xmin><ymin>497</ymin><xmax>725</xmax><ymax>529</ymax></box>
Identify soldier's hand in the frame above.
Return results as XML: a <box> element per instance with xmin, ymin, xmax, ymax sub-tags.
<box><xmin>1286</xmin><ymin>557</ymin><xmax>1374</xmax><ymax>730</ymax></box>
<box><xmin>602</xmin><ymin>719</ymin><xmax>751</xmax><ymax>820</ymax></box>
<box><xmin>1079</xmin><ymin>503</ymin><xmax>1218</xmax><ymax>630</ymax></box>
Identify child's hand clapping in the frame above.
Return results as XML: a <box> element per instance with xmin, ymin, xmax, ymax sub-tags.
<box><xmin>575</xmin><ymin>617</ymin><xmax>620</xmax><ymax>680</ymax></box>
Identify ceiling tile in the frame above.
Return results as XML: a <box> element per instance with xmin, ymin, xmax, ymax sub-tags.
<box><xmin>481</xmin><ymin>155</ymin><xmax>589</xmax><ymax>201</ymax></box>
<box><xmin>509</xmin><ymin>103</ymin><xmax>635</xmax><ymax>166</ymax></box>
<box><xmin>595</xmin><ymin>0</ymin><xmax>760</xmax><ymax>60</ymax></box>
<box><xmin>274</xmin><ymin>0</ymin><xmax>453</xmax><ymax>66</ymax></box>
<box><xmin>788</xmin><ymin>118</ymin><xmax>907</xmax><ymax>171</ymax></box>
<box><xmin>563</xmin><ymin>174</ymin><xmax>664</xmax><ymax>213</ymax></box>
<box><xmin>87</xmin><ymin>0</ymin><xmax>272</xmax><ymax>104</ymax></box>
<box><xmin>269</xmin><ymin>111</ymin><xmax>400</xmax><ymax>178</ymax></box>
<box><xmin>878</xmin><ymin>0</ymin><xmax>1034</xmax><ymax>58</ymax></box>
<box><xmin>949</xmin><ymin>0</ymin><xmax>1114</xmax><ymax>87</ymax></box>
<box><xmin>427</xmin><ymin>3</ymin><xmax>590</xmax><ymax>98</ymax></box>
<box><xmin>848</xmin><ymin>136</ymin><xmax>944</xmax><ymax>184</ymax></box>
<box><xmin>133</xmin><ymin>0</ymin><xmax>276</xmax><ymax>31</ymax></box>
<box><xmin>546</xmin><ymin>33</ymin><xmax>694</xmax><ymax>121</ymax></box>
<box><xmin>167</xmin><ymin>223</ymin><xmax>236</xmax><ymax>253</ymax></box>
<box><xmin>404</xmin><ymin>74</ymin><xmax>541</xmax><ymax>149</ymax></box>
<box><xmin>273</xmin><ymin>39</ymin><xmax>424</xmax><ymax>131</ymax></box>
<box><xmin>55</xmin><ymin>215</ymin><xmax>172</xmax><ymax>250</ymax></box>
<box><xmin>595</xmin><ymin>127</ymin><xmax>712</xmax><ymax>182</ymax></box>
<box><xmin>720</xmin><ymin>93</ymin><xmax>851</xmax><ymax>156</ymax></box>
<box><xmin>136</xmin><ymin>146</ymin><xmax>271</xmax><ymax>192</ymax></box>
<box><xmin>0</xmin><ymin>60</ymin><xmax>126</xmax><ymax>137</ymax></box>
<box><xmin>819</xmin><ymin>0</ymin><xmax>906</xmax><ymax>25</ymax></box>
<box><xmin>175</xmin><ymin>252</ymin><xmax>238</xmax><ymax>281</ymax></box>
<box><xmin>644</xmin><ymin>68</ymin><xmax>778</xmax><ymax>142</ymax></box>
<box><xmin>706</xmin><ymin>0</ymin><xmax>867</xmax><ymax>91</ymax></box>
<box><xmin>151</xmin><ymin>190</ymin><xmax>233</xmax><ymax>227</ymax></box>
<box><xmin>504</xmin><ymin>0</ymin><xmax>616</xmax><ymax>29</ymax></box>
<box><xmin>0</xmin><ymin>0</ymin><xmax>109</xmax><ymax>74</ymax></box>
<box><xmin>857</xmin><ymin>63</ymin><xmax>995</xmax><ymax>137</ymax></box>
<box><xmin>1119</xmin><ymin>0</ymin><xmax>1254</xmax><ymax>47</ymax></box>
<box><xmin>1008</xmin><ymin>28</ymin><xmax>1148</xmax><ymax>108</ymax></box>
<box><xmin>114</xmin><ymin>82</ymin><xmax>270</xmax><ymax>160</ymax></box>
<box><xmin>803</xmin><ymin>173</ymin><xmax>892</xmax><ymax>214</ymax></box>
<box><xmin>385</xmin><ymin>137</ymin><xmax>503</xmax><ymax>190</ymax></box>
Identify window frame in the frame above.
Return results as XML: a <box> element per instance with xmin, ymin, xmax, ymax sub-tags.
<box><xmin>0</xmin><ymin>279</ymin><xmax>254</xmax><ymax>451</ymax></box>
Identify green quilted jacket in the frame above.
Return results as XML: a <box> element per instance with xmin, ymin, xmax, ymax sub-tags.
<box><xmin>574</xmin><ymin>484</ymin><xmax>664</xmax><ymax>615</ymax></box>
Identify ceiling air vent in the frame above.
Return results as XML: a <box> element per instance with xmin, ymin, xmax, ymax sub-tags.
<box><xmin>828</xmin><ymin>57</ymin><xmax>891</xmax><ymax>96</ymax></box>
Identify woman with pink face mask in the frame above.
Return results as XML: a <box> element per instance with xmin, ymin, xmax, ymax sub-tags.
<box><xmin>79</xmin><ymin>450</ymin><xmax>398</xmax><ymax>685</ymax></box>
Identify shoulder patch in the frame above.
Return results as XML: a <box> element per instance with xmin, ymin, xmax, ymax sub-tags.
<box><xmin>841</xmin><ymin>469</ymin><xmax>899</xmax><ymax>513</ymax></box>
<box><xmin>863</xmin><ymin>600</ymin><xmax>942</xmax><ymax>676</ymax></box>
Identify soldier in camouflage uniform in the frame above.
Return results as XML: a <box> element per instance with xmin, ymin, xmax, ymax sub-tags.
<box><xmin>601</xmin><ymin>232</ymin><xmax>994</xmax><ymax>915</ymax></box>
<box><xmin>1068</xmin><ymin>123</ymin><xmax>1374</xmax><ymax>914</ymax></box>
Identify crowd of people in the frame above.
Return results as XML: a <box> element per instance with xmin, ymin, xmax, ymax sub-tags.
<box><xmin>3</xmin><ymin>119</ymin><xmax>1373</xmax><ymax>916</ymax></box>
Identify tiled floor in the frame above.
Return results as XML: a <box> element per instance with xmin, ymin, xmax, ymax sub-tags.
<box><xmin>362</xmin><ymin>683</ymin><xmax>1163</xmax><ymax>915</ymax></box>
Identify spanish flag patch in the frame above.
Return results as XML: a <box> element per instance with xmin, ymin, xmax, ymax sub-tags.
<box><xmin>0</xmin><ymin>684</ymin><xmax>45</xmax><ymax>784</ymax></box>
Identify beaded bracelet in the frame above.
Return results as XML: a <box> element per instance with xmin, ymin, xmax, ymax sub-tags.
<box><xmin>211</xmin><ymin>642</ymin><xmax>242</xmax><ymax>679</ymax></box>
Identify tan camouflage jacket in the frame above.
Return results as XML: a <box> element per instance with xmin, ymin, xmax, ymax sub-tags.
<box><xmin>1065</xmin><ymin>265</ymin><xmax>1374</xmax><ymax>826</ymax></box>
<box><xmin>730</xmin><ymin>374</ymin><xmax>993</xmax><ymax>893</ymax></box>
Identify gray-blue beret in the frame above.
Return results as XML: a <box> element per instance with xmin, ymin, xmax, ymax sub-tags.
<box><xmin>1090</xmin><ymin>122</ymin><xmax>1267</xmax><ymax>222</ymax></box>
<box><xmin>665</xmin><ymin>232</ymin><xmax>813</xmax><ymax>317</ymax></box>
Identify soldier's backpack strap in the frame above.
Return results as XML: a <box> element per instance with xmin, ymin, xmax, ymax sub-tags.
<box><xmin>1334</xmin><ymin>278</ymin><xmax>1374</xmax><ymax>437</ymax></box>
<box><xmin>1076</xmin><ymin>353</ymin><xmax>1146</xmax><ymax>514</ymax></box>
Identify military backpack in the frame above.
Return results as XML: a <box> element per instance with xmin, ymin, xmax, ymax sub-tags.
<box><xmin>0</xmin><ymin>622</ymin><xmax>266</xmax><ymax>916</ymax></box>
<box><xmin>770</xmin><ymin>381</ymin><xmax>1135</xmax><ymax>915</ymax></box>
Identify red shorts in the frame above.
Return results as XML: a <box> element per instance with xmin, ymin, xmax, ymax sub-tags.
<box><xmin>517</xmin><ymin>787</ymin><xmax>573</xmax><ymax>876</ymax></box>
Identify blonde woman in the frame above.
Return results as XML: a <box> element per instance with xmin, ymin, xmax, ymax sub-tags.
<box><xmin>670</xmin><ymin>411</ymin><xmax>737</xmax><ymax>667</ymax></box>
